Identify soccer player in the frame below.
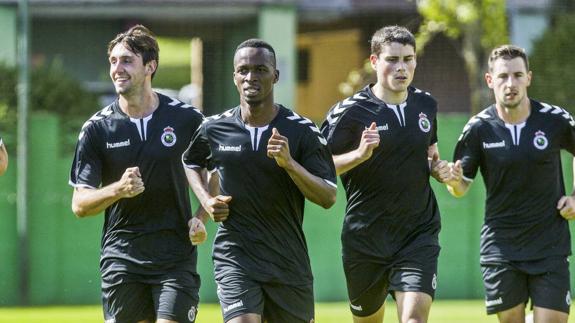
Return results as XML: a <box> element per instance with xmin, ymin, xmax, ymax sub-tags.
<box><xmin>0</xmin><ymin>135</ymin><xmax>7</xmax><ymax>176</ymax></box>
<box><xmin>320</xmin><ymin>25</ymin><xmax>450</xmax><ymax>323</ymax></box>
<box><xmin>445</xmin><ymin>45</ymin><xmax>573</xmax><ymax>323</ymax></box>
<box><xmin>182</xmin><ymin>39</ymin><xmax>337</xmax><ymax>323</ymax></box>
<box><xmin>69</xmin><ymin>25</ymin><xmax>207</xmax><ymax>323</ymax></box>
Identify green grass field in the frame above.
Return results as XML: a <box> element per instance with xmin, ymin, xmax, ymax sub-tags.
<box><xmin>0</xmin><ymin>300</ymin><xmax>501</xmax><ymax>322</ymax></box>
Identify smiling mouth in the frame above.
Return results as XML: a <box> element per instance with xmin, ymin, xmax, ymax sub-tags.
<box><xmin>244</xmin><ymin>87</ymin><xmax>260</xmax><ymax>94</ymax></box>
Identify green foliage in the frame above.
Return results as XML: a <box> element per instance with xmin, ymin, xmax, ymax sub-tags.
<box><xmin>0</xmin><ymin>62</ymin><xmax>99</xmax><ymax>138</ymax></box>
<box><xmin>415</xmin><ymin>0</ymin><xmax>507</xmax><ymax>52</ymax></box>
<box><xmin>529</xmin><ymin>14</ymin><xmax>575</xmax><ymax>112</ymax></box>
<box><xmin>415</xmin><ymin>0</ymin><xmax>508</xmax><ymax>113</ymax></box>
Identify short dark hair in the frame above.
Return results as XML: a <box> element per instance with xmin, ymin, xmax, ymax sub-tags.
<box><xmin>370</xmin><ymin>25</ymin><xmax>416</xmax><ymax>56</ymax></box>
<box><xmin>488</xmin><ymin>44</ymin><xmax>529</xmax><ymax>72</ymax></box>
<box><xmin>107</xmin><ymin>24</ymin><xmax>159</xmax><ymax>78</ymax></box>
<box><xmin>234</xmin><ymin>38</ymin><xmax>276</xmax><ymax>67</ymax></box>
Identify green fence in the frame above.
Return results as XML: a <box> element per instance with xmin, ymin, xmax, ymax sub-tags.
<box><xmin>0</xmin><ymin>113</ymin><xmax>574</xmax><ymax>305</ymax></box>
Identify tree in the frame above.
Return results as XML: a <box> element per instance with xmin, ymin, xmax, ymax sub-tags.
<box><xmin>529</xmin><ymin>14</ymin><xmax>575</xmax><ymax>113</ymax></box>
<box><xmin>339</xmin><ymin>0</ymin><xmax>508</xmax><ymax>114</ymax></box>
<box><xmin>0</xmin><ymin>62</ymin><xmax>99</xmax><ymax>151</ymax></box>
<box><xmin>415</xmin><ymin>0</ymin><xmax>508</xmax><ymax>114</ymax></box>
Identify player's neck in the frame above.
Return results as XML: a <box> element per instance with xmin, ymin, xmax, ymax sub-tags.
<box><xmin>496</xmin><ymin>98</ymin><xmax>531</xmax><ymax>125</ymax></box>
<box><xmin>119</xmin><ymin>87</ymin><xmax>159</xmax><ymax>119</ymax></box>
<box><xmin>240</xmin><ymin>101</ymin><xmax>278</xmax><ymax>127</ymax></box>
<box><xmin>372</xmin><ymin>84</ymin><xmax>408</xmax><ymax>105</ymax></box>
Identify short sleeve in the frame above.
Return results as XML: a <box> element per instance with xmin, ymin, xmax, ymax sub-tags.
<box><xmin>300</xmin><ymin>124</ymin><xmax>337</xmax><ymax>187</ymax></box>
<box><xmin>321</xmin><ymin>114</ymin><xmax>362</xmax><ymax>156</ymax></box>
<box><xmin>69</xmin><ymin>125</ymin><xmax>102</xmax><ymax>188</ymax></box>
<box><xmin>182</xmin><ymin>122</ymin><xmax>213</xmax><ymax>170</ymax></box>
<box><xmin>558</xmin><ymin>109</ymin><xmax>575</xmax><ymax>155</ymax></box>
<box><xmin>431</xmin><ymin>115</ymin><xmax>438</xmax><ymax>145</ymax></box>
<box><xmin>453</xmin><ymin>120</ymin><xmax>481</xmax><ymax>181</ymax></box>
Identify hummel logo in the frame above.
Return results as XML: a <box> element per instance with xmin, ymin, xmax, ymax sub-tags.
<box><xmin>483</xmin><ymin>140</ymin><xmax>505</xmax><ymax>149</ymax></box>
<box><xmin>485</xmin><ymin>297</ymin><xmax>503</xmax><ymax>307</ymax></box>
<box><xmin>377</xmin><ymin>124</ymin><xmax>389</xmax><ymax>131</ymax></box>
<box><xmin>223</xmin><ymin>300</ymin><xmax>244</xmax><ymax>313</ymax></box>
<box><xmin>106</xmin><ymin>139</ymin><xmax>130</xmax><ymax>149</ymax></box>
<box><xmin>218</xmin><ymin>144</ymin><xmax>242</xmax><ymax>152</ymax></box>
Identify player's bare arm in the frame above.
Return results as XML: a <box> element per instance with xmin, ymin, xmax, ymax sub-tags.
<box><xmin>184</xmin><ymin>167</ymin><xmax>231</xmax><ymax>222</ymax></box>
<box><xmin>71</xmin><ymin>166</ymin><xmax>145</xmax><ymax>217</ymax></box>
<box><xmin>444</xmin><ymin>160</ymin><xmax>471</xmax><ymax>198</ymax></box>
<box><xmin>188</xmin><ymin>214</ymin><xmax>207</xmax><ymax>246</ymax></box>
<box><xmin>0</xmin><ymin>140</ymin><xmax>8</xmax><ymax>176</ymax></box>
<box><xmin>188</xmin><ymin>169</ymin><xmax>221</xmax><ymax>244</ymax></box>
<box><xmin>429</xmin><ymin>144</ymin><xmax>450</xmax><ymax>183</ymax></box>
<box><xmin>267</xmin><ymin>127</ymin><xmax>336</xmax><ymax>209</ymax></box>
<box><xmin>332</xmin><ymin>121</ymin><xmax>380</xmax><ymax>175</ymax></box>
<box><xmin>556</xmin><ymin>157</ymin><xmax>575</xmax><ymax>220</ymax></box>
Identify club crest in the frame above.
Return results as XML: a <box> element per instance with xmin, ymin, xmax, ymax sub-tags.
<box><xmin>161</xmin><ymin>126</ymin><xmax>177</xmax><ymax>147</ymax></box>
<box><xmin>188</xmin><ymin>305</ymin><xmax>197</xmax><ymax>322</ymax></box>
<box><xmin>418</xmin><ymin>112</ymin><xmax>431</xmax><ymax>133</ymax></box>
<box><xmin>533</xmin><ymin>130</ymin><xmax>548</xmax><ymax>150</ymax></box>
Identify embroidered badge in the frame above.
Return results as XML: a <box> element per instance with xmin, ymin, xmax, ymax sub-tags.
<box><xmin>161</xmin><ymin>126</ymin><xmax>177</xmax><ymax>147</ymax></box>
<box><xmin>533</xmin><ymin>130</ymin><xmax>548</xmax><ymax>150</ymax></box>
<box><xmin>418</xmin><ymin>112</ymin><xmax>431</xmax><ymax>133</ymax></box>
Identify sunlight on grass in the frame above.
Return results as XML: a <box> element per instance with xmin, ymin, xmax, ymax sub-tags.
<box><xmin>0</xmin><ymin>300</ymin><xmax>505</xmax><ymax>323</ymax></box>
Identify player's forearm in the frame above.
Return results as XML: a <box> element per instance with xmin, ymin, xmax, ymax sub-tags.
<box><xmin>283</xmin><ymin>160</ymin><xmax>336</xmax><ymax>209</ymax></box>
<box><xmin>333</xmin><ymin>149</ymin><xmax>368</xmax><ymax>176</ymax></box>
<box><xmin>571</xmin><ymin>157</ymin><xmax>575</xmax><ymax>196</ymax></box>
<box><xmin>192</xmin><ymin>206</ymin><xmax>210</xmax><ymax>224</ymax></box>
<box><xmin>0</xmin><ymin>142</ymin><xmax>8</xmax><ymax>176</ymax></box>
<box><xmin>185</xmin><ymin>167</ymin><xmax>212</xmax><ymax>210</ymax></box>
<box><xmin>71</xmin><ymin>184</ymin><xmax>123</xmax><ymax>217</ymax></box>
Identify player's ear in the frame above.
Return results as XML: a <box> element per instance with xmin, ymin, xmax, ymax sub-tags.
<box><xmin>485</xmin><ymin>72</ymin><xmax>493</xmax><ymax>89</ymax></box>
<box><xmin>146</xmin><ymin>60</ymin><xmax>157</xmax><ymax>76</ymax></box>
<box><xmin>369</xmin><ymin>54</ymin><xmax>378</xmax><ymax>71</ymax></box>
<box><xmin>273</xmin><ymin>69</ymin><xmax>279</xmax><ymax>83</ymax></box>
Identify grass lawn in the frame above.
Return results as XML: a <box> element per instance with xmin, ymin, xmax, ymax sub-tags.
<box><xmin>0</xmin><ymin>300</ymin><xmax>501</xmax><ymax>322</ymax></box>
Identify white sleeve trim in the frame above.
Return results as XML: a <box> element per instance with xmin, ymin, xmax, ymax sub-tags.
<box><xmin>323</xmin><ymin>179</ymin><xmax>337</xmax><ymax>188</ymax></box>
<box><xmin>68</xmin><ymin>181</ymin><xmax>98</xmax><ymax>189</ymax></box>
<box><xmin>183</xmin><ymin>162</ymin><xmax>202</xmax><ymax>169</ymax></box>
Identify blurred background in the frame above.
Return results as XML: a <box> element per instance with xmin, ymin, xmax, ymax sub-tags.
<box><xmin>0</xmin><ymin>0</ymin><xmax>574</xmax><ymax>309</ymax></box>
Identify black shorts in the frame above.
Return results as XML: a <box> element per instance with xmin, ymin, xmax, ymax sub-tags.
<box><xmin>216</xmin><ymin>271</ymin><xmax>314</xmax><ymax>323</ymax></box>
<box><xmin>102</xmin><ymin>271</ymin><xmax>201</xmax><ymax>323</ymax></box>
<box><xmin>481</xmin><ymin>256</ymin><xmax>571</xmax><ymax>315</ymax></box>
<box><xmin>343</xmin><ymin>245</ymin><xmax>439</xmax><ymax>317</ymax></box>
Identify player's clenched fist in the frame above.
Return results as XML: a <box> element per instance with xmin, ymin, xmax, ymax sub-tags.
<box><xmin>557</xmin><ymin>195</ymin><xmax>575</xmax><ymax>220</ymax></box>
<box><xmin>117</xmin><ymin>167</ymin><xmax>145</xmax><ymax>198</ymax></box>
<box><xmin>188</xmin><ymin>217</ymin><xmax>207</xmax><ymax>245</ymax></box>
<box><xmin>267</xmin><ymin>127</ymin><xmax>293</xmax><ymax>168</ymax></box>
<box><xmin>357</xmin><ymin>122</ymin><xmax>380</xmax><ymax>162</ymax></box>
<box><xmin>205</xmin><ymin>195</ymin><xmax>232</xmax><ymax>222</ymax></box>
<box><xmin>447</xmin><ymin>160</ymin><xmax>463</xmax><ymax>185</ymax></box>
<box><xmin>430</xmin><ymin>154</ymin><xmax>450</xmax><ymax>183</ymax></box>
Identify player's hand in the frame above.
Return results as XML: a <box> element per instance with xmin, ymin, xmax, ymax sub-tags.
<box><xmin>267</xmin><ymin>128</ymin><xmax>293</xmax><ymax>169</ymax></box>
<box><xmin>117</xmin><ymin>167</ymin><xmax>145</xmax><ymax>198</ymax></box>
<box><xmin>445</xmin><ymin>160</ymin><xmax>463</xmax><ymax>186</ymax></box>
<box><xmin>188</xmin><ymin>217</ymin><xmax>207</xmax><ymax>245</ymax></box>
<box><xmin>357</xmin><ymin>122</ymin><xmax>380</xmax><ymax>162</ymax></box>
<box><xmin>430</xmin><ymin>154</ymin><xmax>450</xmax><ymax>183</ymax></box>
<box><xmin>205</xmin><ymin>195</ymin><xmax>232</xmax><ymax>222</ymax></box>
<box><xmin>557</xmin><ymin>195</ymin><xmax>575</xmax><ymax>220</ymax></box>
